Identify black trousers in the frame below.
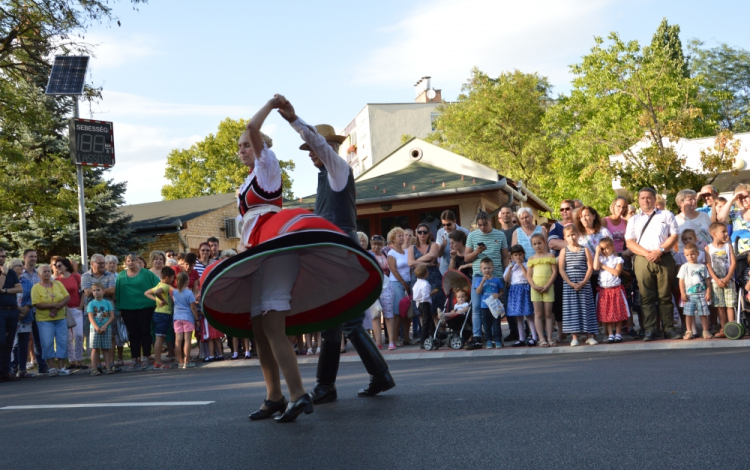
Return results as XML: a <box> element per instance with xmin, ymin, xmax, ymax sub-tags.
<box><xmin>418</xmin><ymin>303</ymin><xmax>434</xmax><ymax>343</ymax></box>
<box><xmin>121</xmin><ymin>307</ymin><xmax>155</xmax><ymax>359</ymax></box>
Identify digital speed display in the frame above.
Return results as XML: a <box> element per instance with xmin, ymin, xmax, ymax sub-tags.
<box><xmin>68</xmin><ymin>118</ymin><xmax>115</xmax><ymax>167</ymax></box>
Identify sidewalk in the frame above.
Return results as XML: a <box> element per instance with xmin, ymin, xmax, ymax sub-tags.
<box><xmin>202</xmin><ymin>335</ymin><xmax>750</xmax><ymax>368</ymax></box>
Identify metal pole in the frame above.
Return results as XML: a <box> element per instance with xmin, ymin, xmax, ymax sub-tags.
<box><xmin>74</xmin><ymin>97</ymin><xmax>88</xmax><ymax>273</ymax></box>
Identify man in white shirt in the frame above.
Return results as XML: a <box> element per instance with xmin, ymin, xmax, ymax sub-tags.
<box><xmin>279</xmin><ymin>98</ymin><xmax>395</xmax><ymax>404</ymax></box>
<box><xmin>625</xmin><ymin>188</ymin><xmax>681</xmax><ymax>341</ymax></box>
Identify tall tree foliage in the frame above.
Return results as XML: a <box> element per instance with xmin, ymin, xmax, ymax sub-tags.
<box><xmin>543</xmin><ymin>19</ymin><xmax>736</xmax><ymax>213</ymax></box>
<box><xmin>427</xmin><ymin>68</ymin><xmax>551</xmax><ymax>201</ymax></box>
<box><xmin>689</xmin><ymin>40</ymin><xmax>750</xmax><ymax>133</ymax></box>
<box><xmin>162</xmin><ymin>118</ymin><xmax>296</xmax><ymax>201</ymax></box>
<box><xmin>0</xmin><ymin>0</ymin><xmax>147</xmax><ymax>259</ymax></box>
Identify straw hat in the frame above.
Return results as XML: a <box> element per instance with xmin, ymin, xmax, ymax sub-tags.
<box><xmin>299</xmin><ymin>124</ymin><xmax>346</xmax><ymax>150</ymax></box>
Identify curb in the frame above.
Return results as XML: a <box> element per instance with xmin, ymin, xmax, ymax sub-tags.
<box><xmin>201</xmin><ymin>338</ymin><xmax>750</xmax><ymax>368</ymax></box>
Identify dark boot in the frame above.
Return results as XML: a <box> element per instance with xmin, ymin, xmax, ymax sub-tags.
<box><xmin>309</xmin><ymin>338</ymin><xmax>340</xmax><ymax>404</ymax></box>
<box><xmin>347</xmin><ymin>325</ymin><xmax>395</xmax><ymax>397</ymax></box>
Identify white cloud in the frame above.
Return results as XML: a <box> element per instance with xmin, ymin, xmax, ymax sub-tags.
<box><xmin>84</xmin><ymin>33</ymin><xmax>159</xmax><ymax>69</ymax></box>
<box><xmin>353</xmin><ymin>0</ymin><xmax>617</xmax><ymax>92</ymax></box>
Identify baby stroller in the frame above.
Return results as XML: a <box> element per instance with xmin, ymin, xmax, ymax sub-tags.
<box><xmin>726</xmin><ymin>257</ymin><xmax>750</xmax><ymax>339</ymax></box>
<box><xmin>423</xmin><ymin>270</ymin><xmax>473</xmax><ymax>350</ymax></box>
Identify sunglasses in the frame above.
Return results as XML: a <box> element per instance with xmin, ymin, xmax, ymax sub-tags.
<box><xmin>416</xmin><ymin>230</ymin><xmax>430</xmax><ymax>235</ymax></box>
<box><xmin>560</xmin><ymin>207</ymin><xmax>571</xmax><ymax>212</ymax></box>
<box><xmin>371</xmin><ymin>235</ymin><xmax>384</xmax><ymax>241</ymax></box>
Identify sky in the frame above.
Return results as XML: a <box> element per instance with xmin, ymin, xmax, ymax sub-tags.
<box><xmin>80</xmin><ymin>0</ymin><xmax>750</xmax><ymax>205</ymax></box>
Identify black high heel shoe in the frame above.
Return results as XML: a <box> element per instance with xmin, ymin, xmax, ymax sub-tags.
<box><xmin>249</xmin><ymin>396</ymin><xmax>287</xmax><ymax>420</ymax></box>
<box><xmin>275</xmin><ymin>393</ymin><xmax>313</xmax><ymax>423</ymax></box>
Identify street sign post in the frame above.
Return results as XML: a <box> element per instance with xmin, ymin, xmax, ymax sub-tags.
<box><xmin>68</xmin><ymin>118</ymin><xmax>116</xmax><ymax>167</ymax></box>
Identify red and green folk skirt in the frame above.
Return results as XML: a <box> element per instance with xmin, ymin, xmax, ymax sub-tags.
<box><xmin>200</xmin><ymin>208</ymin><xmax>383</xmax><ymax>338</ymax></box>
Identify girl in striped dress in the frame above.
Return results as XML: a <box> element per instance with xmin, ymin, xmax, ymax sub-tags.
<box><xmin>558</xmin><ymin>225</ymin><xmax>597</xmax><ymax>346</ymax></box>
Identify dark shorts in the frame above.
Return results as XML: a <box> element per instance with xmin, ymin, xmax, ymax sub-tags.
<box><xmin>153</xmin><ymin>313</ymin><xmax>172</xmax><ymax>337</ymax></box>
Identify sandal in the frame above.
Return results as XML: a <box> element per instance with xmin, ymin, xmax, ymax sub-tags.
<box><xmin>702</xmin><ymin>331</ymin><xmax>713</xmax><ymax>339</ymax></box>
<box><xmin>714</xmin><ymin>331</ymin><xmax>726</xmax><ymax>338</ymax></box>
<box><xmin>539</xmin><ymin>339</ymin><xmax>549</xmax><ymax>347</ymax></box>
<box><xmin>90</xmin><ymin>369</ymin><xmax>101</xmax><ymax>376</ymax></box>
<box><xmin>548</xmin><ymin>340</ymin><xmax>558</xmax><ymax>347</ymax></box>
<box><xmin>614</xmin><ymin>334</ymin><xmax>623</xmax><ymax>343</ymax></box>
<box><xmin>683</xmin><ymin>331</ymin><xmax>694</xmax><ymax>340</ymax></box>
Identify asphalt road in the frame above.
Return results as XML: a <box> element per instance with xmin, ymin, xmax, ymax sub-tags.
<box><xmin>3</xmin><ymin>350</ymin><xmax>750</xmax><ymax>470</ymax></box>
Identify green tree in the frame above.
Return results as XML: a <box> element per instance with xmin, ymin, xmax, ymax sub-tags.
<box><xmin>0</xmin><ymin>169</ymin><xmax>148</xmax><ymax>260</ymax></box>
<box><xmin>0</xmin><ymin>0</ymin><xmax>147</xmax><ymax>259</ymax></box>
<box><xmin>543</xmin><ymin>19</ymin><xmax>735</xmax><ymax>213</ymax></box>
<box><xmin>427</xmin><ymin>68</ymin><xmax>552</xmax><ymax>205</ymax></box>
<box><xmin>689</xmin><ymin>40</ymin><xmax>750</xmax><ymax>132</ymax></box>
<box><xmin>162</xmin><ymin>118</ymin><xmax>296</xmax><ymax>201</ymax></box>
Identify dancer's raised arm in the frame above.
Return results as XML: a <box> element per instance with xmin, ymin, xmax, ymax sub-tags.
<box><xmin>246</xmin><ymin>94</ymin><xmax>285</xmax><ymax>156</ymax></box>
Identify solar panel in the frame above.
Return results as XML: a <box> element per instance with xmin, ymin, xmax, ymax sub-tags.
<box><xmin>45</xmin><ymin>56</ymin><xmax>89</xmax><ymax>95</ymax></box>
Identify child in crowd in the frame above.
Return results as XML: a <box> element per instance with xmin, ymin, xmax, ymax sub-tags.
<box><xmin>593</xmin><ymin>238</ymin><xmax>629</xmax><ymax>343</ymax></box>
<box><xmin>172</xmin><ymin>272</ymin><xmax>198</xmax><ymax>368</ymax></box>
<box><xmin>677</xmin><ymin>243</ymin><xmax>713</xmax><ymax>339</ymax></box>
<box><xmin>439</xmin><ymin>289</ymin><xmax>471</xmax><ymax>322</ymax></box>
<box><xmin>706</xmin><ymin>222</ymin><xmax>736</xmax><ymax>338</ymax></box>
<box><xmin>674</xmin><ymin>230</ymin><xmax>706</xmax><ymax>265</ymax></box>
<box><xmin>674</xmin><ymin>229</ymin><xmax>705</xmax><ymax>337</ymax></box>
<box><xmin>413</xmin><ymin>265</ymin><xmax>434</xmax><ymax>347</ymax></box>
<box><xmin>504</xmin><ymin>245</ymin><xmax>535</xmax><ymax>346</ymax></box>
<box><xmin>87</xmin><ymin>283</ymin><xmax>114</xmax><ymax>375</ymax></box>
<box><xmin>559</xmin><ymin>225</ymin><xmax>597</xmax><ymax>346</ymax></box>
<box><xmin>527</xmin><ymin>235</ymin><xmax>556</xmax><ymax>347</ymax></box>
<box><xmin>474</xmin><ymin>258</ymin><xmax>504</xmax><ymax>348</ymax></box>
<box><xmin>144</xmin><ymin>267</ymin><xmax>175</xmax><ymax>370</ymax></box>
<box><xmin>678</xmin><ymin>243</ymin><xmax>712</xmax><ymax>340</ymax></box>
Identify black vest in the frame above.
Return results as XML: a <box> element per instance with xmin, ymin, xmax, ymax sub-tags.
<box><xmin>316</xmin><ymin>167</ymin><xmax>357</xmax><ymax>233</ymax></box>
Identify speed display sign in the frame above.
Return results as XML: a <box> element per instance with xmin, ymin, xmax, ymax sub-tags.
<box><xmin>68</xmin><ymin>118</ymin><xmax>115</xmax><ymax>167</ymax></box>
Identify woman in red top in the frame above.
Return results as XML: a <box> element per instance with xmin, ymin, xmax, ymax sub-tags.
<box><xmin>201</xmin><ymin>95</ymin><xmax>383</xmax><ymax>423</ymax></box>
<box><xmin>54</xmin><ymin>258</ymin><xmax>86</xmax><ymax>369</ymax></box>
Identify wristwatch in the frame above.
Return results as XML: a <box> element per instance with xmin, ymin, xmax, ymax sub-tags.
<box><xmin>659</xmin><ymin>247</ymin><xmax>665</xmax><ymax>253</ymax></box>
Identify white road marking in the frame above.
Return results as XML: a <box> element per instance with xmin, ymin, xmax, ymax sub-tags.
<box><xmin>1</xmin><ymin>401</ymin><xmax>214</xmax><ymax>410</ymax></box>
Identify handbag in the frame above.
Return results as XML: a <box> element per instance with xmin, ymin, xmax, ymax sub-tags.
<box><xmin>116</xmin><ymin>316</ymin><xmax>129</xmax><ymax>343</ymax></box>
<box><xmin>398</xmin><ymin>295</ymin><xmax>413</xmax><ymax>318</ymax></box>
<box><xmin>65</xmin><ymin>307</ymin><xmax>77</xmax><ymax>329</ymax></box>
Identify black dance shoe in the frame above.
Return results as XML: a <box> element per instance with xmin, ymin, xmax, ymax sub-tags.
<box><xmin>310</xmin><ymin>383</ymin><xmax>337</xmax><ymax>404</ymax></box>
<box><xmin>249</xmin><ymin>396</ymin><xmax>287</xmax><ymax>420</ymax></box>
<box><xmin>358</xmin><ymin>371</ymin><xmax>396</xmax><ymax>397</ymax></box>
<box><xmin>275</xmin><ymin>394</ymin><xmax>314</xmax><ymax>423</ymax></box>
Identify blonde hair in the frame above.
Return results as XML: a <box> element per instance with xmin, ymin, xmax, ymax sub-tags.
<box><xmin>387</xmin><ymin>227</ymin><xmax>405</xmax><ymax>245</ymax></box>
<box><xmin>9</xmin><ymin>259</ymin><xmax>23</xmax><ymax>269</ymax></box>
<box><xmin>357</xmin><ymin>231</ymin><xmax>368</xmax><ymax>246</ymax></box>
<box><xmin>176</xmin><ymin>272</ymin><xmax>190</xmax><ymax>292</ymax></box>
<box><xmin>149</xmin><ymin>251</ymin><xmax>165</xmax><ymax>267</ymax></box>
<box><xmin>414</xmin><ymin>265</ymin><xmax>428</xmax><ymax>279</ymax></box>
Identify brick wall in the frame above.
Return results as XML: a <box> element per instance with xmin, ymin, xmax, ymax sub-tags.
<box><xmin>135</xmin><ymin>203</ymin><xmax>241</xmax><ymax>257</ymax></box>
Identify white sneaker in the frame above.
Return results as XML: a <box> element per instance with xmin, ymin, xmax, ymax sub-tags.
<box><xmin>48</xmin><ymin>368</ymin><xmax>58</xmax><ymax>377</ymax></box>
<box><xmin>570</xmin><ymin>339</ymin><xmax>580</xmax><ymax>347</ymax></box>
<box><xmin>57</xmin><ymin>368</ymin><xmax>71</xmax><ymax>376</ymax></box>
<box><xmin>315</xmin><ymin>347</ymin><xmax>321</xmax><ymax>355</ymax></box>
<box><xmin>586</xmin><ymin>338</ymin><xmax>599</xmax><ymax>346</ymax></box>
<box><xmin>307</xmin><ymin>348</ymin><xmax>314</xmax><ymax>355</ymax></box>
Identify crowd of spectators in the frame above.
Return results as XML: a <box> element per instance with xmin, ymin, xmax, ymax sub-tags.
<box><xmin>1</xmin><ymin>184</ymin><xmax>748</xmax><ymax>383</ymax></box>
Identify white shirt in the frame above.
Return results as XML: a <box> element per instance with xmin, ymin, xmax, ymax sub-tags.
<box><xmin>236</xmin><ymin>145</ymin><xmax>283</xmax><ymax>245</ymax></box>
<box><xmin>625</xmin><ymin>209</ymin><xmax>678</xmax><ymax>252</ymax></box>
<box><xmin>387</xmin><ymin>249</ymin><xmax>411</xmax><ymax>283</ymax></box>
<box><xmin>290</xmin><ymin>117</ymin><xmax>350</xmax><ymax>192</ymax></box>
<box><xmin>598</xmin><ymin>255</ymin><xmax>624</xmax><ymax>288</ymax></box>
<box><xmin>503</xmin><ymin>262</ymin><xmax>529</xmax><ymax>286</ymax></box>
<box><xmin>413</xmin><ymin>279</ymin><xmax>432</xmax><ymax>305</ymax></box>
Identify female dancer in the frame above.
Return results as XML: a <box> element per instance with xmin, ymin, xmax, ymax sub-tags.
<box><xmin>200</xmin><ymin>95</ymin><xmax>382</xmax><ymax>423</ymax></box>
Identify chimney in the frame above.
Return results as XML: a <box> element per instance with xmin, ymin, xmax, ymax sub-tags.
<box><xmin>414</xmin><ymin>76</ymin><xmax>441</xmax><ymax>103</ymax></box>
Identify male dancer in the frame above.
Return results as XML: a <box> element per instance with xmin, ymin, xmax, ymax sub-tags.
<box><xmin>278</xmin><ymin>97</ymin><xmax>395</xmax><ymax>401</ymax></box>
